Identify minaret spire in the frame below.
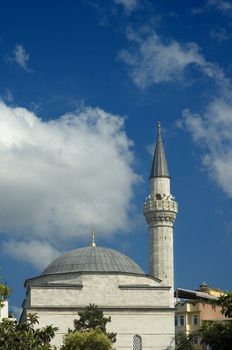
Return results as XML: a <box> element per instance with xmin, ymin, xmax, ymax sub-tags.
<box><xmin>150</xmin><ymin>121</ymin><xmax>170</xmax><ymax>179</ymax></box>
<box><xmin>144</xmin><ymin>121</ymin><xmax>178</xmax><ymax>289</ymax></box>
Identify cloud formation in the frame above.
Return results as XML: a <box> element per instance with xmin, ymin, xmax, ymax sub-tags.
<box><xmin>12</xmin><ymin>45</ymin><xmax>31</xmax><ymax>72</ymax></box>
<box><xmin>119</xmin><ymin>28</ymin><xmax>225</xmax><ymax>89</ymax></box>
<box><xmin>3</xmin><ymin>240</ymin><xmax>60</xmax><ymax>270</ymax></box>
<box><xmin>0</xmin><ymin>102</ymin><xmax>139</xmax><ymax>267</ymax></box>
<box><xmin>210</xmin><ymin>27</ymin><xmax>231</xmax><ymax>41</ymax></box>
<box><xmin>114</xmin><ymin>0</ymin><xmax>138</xmax><ymax>13</ymax></box>
<box><xmin>119</xmin><ymin>23</ymin><xmax>232</xmax><ymax>201</ymax></box>
<box><xmin>208</xmin><ymin>0</ymin><xmax>232</xmax><ymax>15</ymax></box>
<box><xmin>181</xmin><ymin>94</ymin><xmax>232</xmax><ymax>198</ymax></box>
<box><xmin>119</xmin><ymin>25</ymin><xmax>232</xmax><ymax>202</ymax></box>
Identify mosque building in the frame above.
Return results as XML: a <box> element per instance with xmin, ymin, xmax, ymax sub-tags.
<box><xmin>20</xmin><ymin>122</ymin><xmax>178</xmax><ymax>350</ymax></box>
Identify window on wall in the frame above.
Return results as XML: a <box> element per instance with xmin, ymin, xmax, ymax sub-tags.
<box><xmin>193</xmin><ymin>314</ymin><xmax>198</xmax><ymax>325</ymax></box>
<box><xmin>175</xmin><ymin>316</ymin><xmax>178</xmax><ymax>326</ymax></box>
<box><xmin>180</xmin><ymin>315</ymin><xmax>185</xmax><ymax>326</ymax></box>
<box><xmin>133</xmin><ymin>335</ymin><xmax>142</xmax><ymax>350</ymax></box>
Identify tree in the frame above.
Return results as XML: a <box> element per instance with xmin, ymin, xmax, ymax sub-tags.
<box><xmin>0</xmin><ymin>275</ymin><xmax>57</xmax><ymax>349</ymax></box>
<box><xmin>218</xmin><ymin>291</ymin><xmax>232</xmax><ymax>318</ymax></box>
<box><xmin>0</xmin><ymin>279</ymin><xmax>11</xmax><ymax>308</ymax></box>
<box><xmin>73</xmin><ymin>304</ymin><xmax>116</xmax><ymax>343</ymax></box>
<box><xmin>62</xmin><ymin>328</ymin><xmax>114</xmax><ymax>350</ymax></box>
<box><xmin>175</xmin><ymin>332</ymin><xmax>196</xmax><ymax>350</ymax></box>
<box><xmin>199</xmin><ymin>320</ymin><xmax>232</xmax><ymax>350</ymax></box>
<box><xmin>0</xmin><ymin>313</ymin><xmax>58</xmax><ymax>350</ymax></box>
<box><xmin>199</xmin><ymin>291</ymin><xmax>232</xmax><ymax>350</ymax></box>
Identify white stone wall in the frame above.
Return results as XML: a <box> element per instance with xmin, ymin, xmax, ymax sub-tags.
<box><xmin>27</xmin><ymin>274</ymin><xmax>173</xmax><ymax>308</ymax></box>
<box><xmin>32</xmin><ymin>308</ymin><xmax>175</xmax><ymax>349</ymax></box>
<box><xmin>23</xmin><ymin>272</ymin><xmax>175</xmax><ymax>349</ymax></box>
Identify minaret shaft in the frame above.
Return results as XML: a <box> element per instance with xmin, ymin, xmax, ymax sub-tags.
<box><xmin>149</xmin><ymin>225</ymin><xmax>174</xmax><ymax>286</ymax></box>
<box><xmin>150</xmin><ymin>177</ymin><xmax>170</xmax><ymax>197</ymax></box>
<box><xmin>144</xmin><ymin>123</ymin><xmax>178</xmax><ymax>288</ymax></box>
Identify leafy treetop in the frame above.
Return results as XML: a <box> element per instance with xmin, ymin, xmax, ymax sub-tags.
<box><xmin>0</xmin><ymin>313</ymin><xmax>58</xmax><ymax>350</ymax></box>
<box><xmin>62</xmin><ymin>328</ymin><xmax>114</xmax><ymax>350</ymax></box>
<box><xmin>199</xmin><ymin>291</ymin><xmax>232</xmax><ymax>350</ymax></box>
<box><xmin>0</xmin><ymin>274</ymin><xmax>11</xmax><ymax>308</ymax></box>
<box><xmin>73</xmin><ymin>304</ymin><xmax>116</xmax><ymax>343</ymax></box>
<box><xmin>218</xmin><ymin>291</ymin><xmax>232</xmax><ymax>318</ymax></box>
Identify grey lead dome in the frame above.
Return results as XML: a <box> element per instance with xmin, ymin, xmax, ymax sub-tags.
<box><xmin>42</xmin><ymin>246</ymin><xmax>144</xmax><ymax>275</ymax></box>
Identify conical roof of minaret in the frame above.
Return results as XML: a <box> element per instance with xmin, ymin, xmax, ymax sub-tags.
<box><xmin>150</xmin><ymin>121</ymin><xmax>170</xmax><ymax>178</ymax></box>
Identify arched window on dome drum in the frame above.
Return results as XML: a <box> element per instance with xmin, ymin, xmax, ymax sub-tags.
<box><xmin>133</xmin><ymin>335</ymin><xmax>142</xmax><ymax>350</ymax></box>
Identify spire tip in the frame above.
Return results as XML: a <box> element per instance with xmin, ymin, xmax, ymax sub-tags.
<box><xmin>91</xmin><ymin>226</ymin><xmax>96</xmax><ymax>247</ymax></box>
<box><xmin>150</xmin><ymin>119</ymin><xmax>170</xmax><ymax>178</ymax></box>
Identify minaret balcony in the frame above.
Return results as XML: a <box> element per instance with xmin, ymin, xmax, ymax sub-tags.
<box><xmin>144</xmin><ymin>194</ymin><xmax>178</xmax><ymax>225</ymax></box>
<box><xmin>144</xmin><ymin>194</ymin><xmax>178</xmax><ymax>213</ymax></box>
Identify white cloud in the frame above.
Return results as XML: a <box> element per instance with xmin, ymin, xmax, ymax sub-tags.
<box><xmin>0</xmin><ymin>102</ymin><xmax>139</xmax><ymax>246</ymax></box>
<box><xmin>192</xmin><ymin>1</ymin><xmax>232</xmax><ymax>16</ymax></box>
<box><xmin>210</xmin><ymin>27</ymin><xmax>231</xmax><ymax>41</ymax></box>
<box><xmin>191</xmin><ymin>7</ymin><xmax>204</xmax><ymax>15</ymax></box>
<box><xmin>119</xmin><ymin>28</ymin><xmax>225</xmax><ymax>89</ymax></box>
<box><xmin>114</xmin><ymin>0</ymin><xmax>138</xmax><ymax>13</ymax></box>
<box><xmin>12</xmin><ymin>45</ymin><xmax>31</xmax><ymax>72</ymax></box>
<box><xmin>181</xmin><ymin>96</ymin><xmax>232</xmax><ymax>197</ymax></box>
<box><xmin>3</xmin><ymin>240</ymin><xmax>60</xmax><ymax>270</ymax></box>
<box><xmin>208</xmin><ymin>0</ymin><xmax>232</xmax><ymax>15</ymax></box>
<box><xmin>119</xmin><ymin>26</ymin><xmax>232</xmax><ymax>200</ymax></box>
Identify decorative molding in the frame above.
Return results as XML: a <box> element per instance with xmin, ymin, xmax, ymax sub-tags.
<box><xmin>144</xmin><ymin>196</ymin><xmax>178</xmax><ymax>225</ymax></box>
<box><xmin>118</xmin><ymin>285</ymin><xmax>171</xmax><ymax>290</ymax></box>
<box><xmin>29</xmin><ymin>284</ymin><xmax>83</xmax><ymax>289</ymax></box>
<box><xmin>25</xmin><ymin>305</ymin><xmax>176</xmax><ymax>312</ymax></box>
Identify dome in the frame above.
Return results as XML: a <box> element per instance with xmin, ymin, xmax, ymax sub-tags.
<box><xmin>42</xmin><ymin>246</ymin><xmax>144</xmax><ymax>275</ymax></box>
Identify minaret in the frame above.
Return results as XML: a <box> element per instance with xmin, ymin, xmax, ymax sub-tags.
<box><xmin>144</xmin><ymin>122</ymin><xmax>178</xmax><ymax>288</ymax></box>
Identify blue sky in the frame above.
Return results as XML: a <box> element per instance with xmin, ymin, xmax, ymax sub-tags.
<box><xmin>0</xmin><ymin>0</ymin><xmax>232</xmax><ymax>316</ymax></box>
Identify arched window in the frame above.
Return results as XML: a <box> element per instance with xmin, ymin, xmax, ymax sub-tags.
<box><xmin>133</xmin><ymin>335</ymin><xmax>142</xmax><ymax>350</ymax></box>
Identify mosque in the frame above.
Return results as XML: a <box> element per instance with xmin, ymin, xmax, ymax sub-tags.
<box><xmin>20</xmin><ymin>122</ymin><xmax>178</xmax><ymax>350</ymax></box>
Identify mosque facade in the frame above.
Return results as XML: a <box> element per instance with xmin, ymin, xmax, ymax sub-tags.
<box><xmin>20</xmin><ymin>123</ymin><xmax>178</xmax><ymax>350</ymax></box>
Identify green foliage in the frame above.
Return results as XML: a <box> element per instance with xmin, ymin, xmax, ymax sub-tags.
<box><xmin>62</xmin><ymin>328</ymin><xmax>114</xmax><ymax>350</ymax></box>
<box><xmin>0</xmin><ymin>282</ymin><xmax>11</xmax><ymax>308</ymax></box>
<box><xmin>73</xmin><ymin>304</ymin><xmax>116</xmax><ymax>343</ymax></box>
<box><xmin>199</xmin><ymin>320</ymin><xmax>232</xmax><ymax>350</ymax></box>
<box><xmin>218</xmin><ymin>292</ymin><xmax>232</xmax><ymax>318</ymax></box>
<box><xmin>175</xmin><ymin>332</ymin><xmax>196</xmax><ymax>350</ymax></box>
<box><xmin>199</xmin><ymin>292</ymin><xmax>232</xmax><ymax>350</ymax></box>
<box><xmin>0</xmin><ymin>313</ymin><xmax>58</xmax><ymax>350</ymax></box>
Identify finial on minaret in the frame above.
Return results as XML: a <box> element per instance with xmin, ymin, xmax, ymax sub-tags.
<box><xmin>157</xmin><ymin>120</ymin><xmax>161</xmax><ymax>134</ymax></box>
<box><xmin>91</xmin><ymin>226</ymin><xmax>96</xmax><ymax>247</ymax></box>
